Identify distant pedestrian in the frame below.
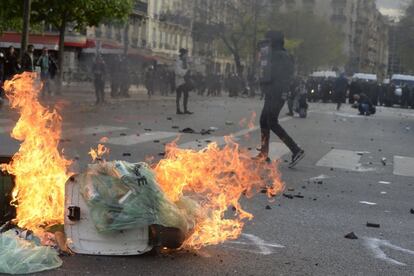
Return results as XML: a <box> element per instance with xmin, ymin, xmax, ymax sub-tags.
<box><xmin>37</xmin><ymin>47</ymin><xmax>56</xmax><ymax>97</ymax></box>
<box><xmin>333</xmin><ymin>73</ymin><xmax>349</xmax><ymax>110</ymax></box>
<box><xmin>4</xmin><ymin>46</ymin><xmax>19</xmax><ymax>80</ymax></box>
<box><xmin>256</xmin><ymin>31</ymin><xmax>305</xmax><ymax>168</ymax></box>
<box><xmin>21</xmin><ymin>44</ymin><xmax>35</xmax><ymax>72</ymax></box>
<box><xmin>119</xmin><ymin>55</ymin><xmax>130</xmax><ymax>98</ymax></box>
<box><xmin>175</xmin><ymin>48</ymin><xmax>193</xmax><ymax>114</ymax></box>
<box><xmin>0</xmin><ymin>52</ymin><xmax>4</xmax><ymax>107</ymax></box>
<box><xmin>92</xmin><ymin>55</ymin><xmax>106</xmax><ymax>105</ymax></box>
<box><xmin>145</xmin><ymin>65</ymin><xmax>155</xmax><ymax>98</ymax></box>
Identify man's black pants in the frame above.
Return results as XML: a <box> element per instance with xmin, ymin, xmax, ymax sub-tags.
<box><xmin>176</xmin><ymin>84</ymin><xmax>189</xmax><ymax>112</ymax></box>
<box><xmin>259</xmin><ymin>95</ymin><xmax>300</xmax><ymax>156</ymax></box>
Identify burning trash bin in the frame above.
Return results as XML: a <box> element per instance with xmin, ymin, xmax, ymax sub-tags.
<box><xmin>0</xmin><ymin>156</ymin><xmax>15</xmax><ymax>225</ymax></box>
<box><xmin>64</xmin><ymin>160</ymin><xmax>191</xmax><ymax>255</ymax></box>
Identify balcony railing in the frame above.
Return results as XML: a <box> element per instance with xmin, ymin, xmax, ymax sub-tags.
<box><xmin>158</xmin><ymin>11</ymin><xmax>192</xmax><ymax>29</ymax></box>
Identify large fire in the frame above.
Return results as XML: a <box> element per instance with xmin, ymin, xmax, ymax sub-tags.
<box><xmin>1</xmin><ymin>73</ymin><xmax>71</xmax><ymax>234</ymax></box>
<box><xmin>1</xmin><ymin>72</ymin><xmax>284</xmax><ymax>250</ymax></box>
<box><xmin>154</xmin><ymin>138</ymin><xmax>284</xmax><ymax>249</ymax></box>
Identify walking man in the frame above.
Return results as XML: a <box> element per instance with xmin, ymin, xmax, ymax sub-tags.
<box><xmin>333</xmin><ymin>73</ymin><xmax>349</xmax><ymax>111</ymax></box>
<box><xmin>92</xmin><ymin>55</ymin><xmax>106</xmax><ymax>105</ymax></box>
<box><xmin>256</xmin><ymin>31</ymin><xmax>305</xmax><ymax>168</ymax></box>
<box><xmin>175</xmin><ymin>48</ymin><xmax>193</xmax><ymax>114</ymax></box>
<box><xmin>37</xmin><ymin>47</ymin><xmax>56</xmax><ymax>97</ymax></box>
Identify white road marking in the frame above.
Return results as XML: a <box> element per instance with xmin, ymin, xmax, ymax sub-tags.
<box><xmin>223</xmin><ymin>233</ymin><xmax>284</xmax><ymax>255</ymax></box>
<box><xmin>359</xmin><ymin>201</ymin><xmax>377</xmax><ymax>206</ymax></box>
<box><xmin>309</xmin><ymin>174</ymin><xmax>330</xmax><ymax>181</ymax></box>
<box><xmin>393</xmin><ymin>156</ymin><xmax>414</xmax><ymax>177</ymax></box>
<box><xmin>363</xmin><ymin>237</ymin><xmax>414</xmax><ymax>266</ymax></box>
<box><xmin>179</xmin><ymin>116</ymin><xmax>293</xmax><ymax>151</ymax></box>
<box><xmin>316</xmin><ymin>149</ymin><xmax>375</xmax><ymax>172</ymax></box>
<box><xmin>63</xmin><ymin>125</ymin><xmax>128</xmax><ymax>138</ymax></box>
<box><xmin>106</xmin><ymin>132</ymin><xmax>178</xmax><ymax>146</ymax></box>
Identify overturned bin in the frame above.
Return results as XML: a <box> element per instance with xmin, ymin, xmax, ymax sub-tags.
<box><xmin>0</xmin><ymin>156</ymin><xmax>15</xmax><ymax>226</ymax></box>
<box><xmin>64</xmin><ymin>161</ymin><xmax>191</xmax><ymax>255</ymax></box>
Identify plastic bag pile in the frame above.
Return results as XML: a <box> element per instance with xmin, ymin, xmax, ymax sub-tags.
<box><xmin>80</xmin><ymin>161</ymin><xmax>198</xmax><ymax>235</ymax></box>
<box><xmin>0</xmin><ymin>229</ymin><xmax>62</xmax><ymax>274</ymax></box>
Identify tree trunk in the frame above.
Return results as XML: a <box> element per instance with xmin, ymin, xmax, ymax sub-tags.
<box><xmin>20</xmin><ymin>0</ymin><xmax>31</xmax><ymax>60</ymax></box>
<box><xmin>56</xmin><ymin>17</ymin><xmax>66</xmax><ymax>94</ymax></box>
<box><xmin>234</xmin><ymin>52</ymin><xmax>243</xmax><ymax>77</ymax></box>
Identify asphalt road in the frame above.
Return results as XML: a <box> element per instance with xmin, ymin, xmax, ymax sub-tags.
<box><xmin>1</xmin><ymin>95</ymin><xmax>413</xmax><ymax>276</ymax></box>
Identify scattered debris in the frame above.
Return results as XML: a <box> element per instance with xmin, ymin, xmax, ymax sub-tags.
<box><xmin>283</xmin><ymin>193</ymin><xmax>294</xmax><ymax>199</ymax></box>
<box><xmin>153</xmin><ymin>140</ymin><xmax>160</xmax><ymax>143</ymax></box>
<box><xmin>225</xmin><ymin>121</ymin><xmax>234</xmax><ymax>125</ymax></box>
<box><xmin>172</xmin><ymin>126</ymin><xmax>180</xmax><ymax>129</ymax></box>
<box><xmin>380</xmin><ymin>191</ymin><xmax>387</xmax><ymax>195</ymax></box>
<box><xmin>381</xmin><ymin>157</ymin><xmax>387</xmax><ymax>166</ymax></box>
<box><xmin>366</xmin><ymin>222</ymin><xmax>380</xmax><ymax>228</ymax></box>
<box><xmin>410</xmin><ymin>209</ymin><xmax>414</xmax><ymax>214</ymax></box>
<box><xmin>200</xmin><ymin>129</ymin><xmax>211</xmax><ymax>135</ymax></box>
<box><xmin>208</xmin><ymin>126</ymin><xmax>218</xmax><ymax>131</ymax></box>
<box><xmin>378</xmin><ymin>181</ymin><xmax>391</xmax><ymax>185</ymax></box>
<box><xmin>144</xmin><ymin>128</ymin><xmax>152</xmax><ymax>132</ymax></box>
<box><xmin>120</xmin><ymin>133</ymin><xmax>127</xmax><ymax>136</ymax></box>
<box><xmin>344</xmin><ymin>232</ymin><xmax>358</xmax><ymax>240</ymax></box>
<box><xmin>294</xmin><ymin>195</ymin><xmax>304</xmax><ymax>199</ymax></box>
<box><xmin>122</xmin><ymin>153</ymin><xmax>132</xmax><ymax>157</ymax></box>
<box><xmin>265</xmin><ymin>205</ymin><xmax>272</xmax><ymax>210</ymax></box>
<box><xmin>359</xmin><ymin>201</ymin><xmax>377</xmax><ymax>206</ymax></box>
<box><xmin>287</xmin><ymin>188</ymin><xmax>295</xmax><ymax>192</ymax></box>
<box><xmin>181</xmin><ymin>128</ymin><xmax>196</xmax><ymax>134</ymax></box>
<box><xmin>166</xmin><ymin>117</ymin><xmax>172</xmax><ymax>121</ymax></box>
<box><xmin>158</xmin><ymin>152</ymin><xmax>165</xmax><ymax>157</ymax></box>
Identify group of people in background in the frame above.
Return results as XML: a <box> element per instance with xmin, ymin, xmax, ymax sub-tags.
<box><xmin>0</xmin><ymin>45</ymin><xmax>57</xmax><ymax>106</ymax></box>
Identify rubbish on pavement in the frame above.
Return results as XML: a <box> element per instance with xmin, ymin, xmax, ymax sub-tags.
<box><xmin>265</xmin><ymin>205</ymin><xmax>271</xmax><ymax>210</ymax></box>
<box><xmin>208</xmin><ymin>126</ymin><xmax>218</xmax><ymax>131</ymax></box>
<box><xmin>359</xmin><ymin>201</ymin><xmax>377</xmax><ymax>206</ymax></box>
<box><xmin>366</xmin><ymin>222</ymin><xmax>380</xmax><ymax>228</ymax></box>
<box><xmin>225</xmin><ymin>121</ymin><xmax>234</xmax><ymax>125</ymax></box>
<box><xmin>79</xmin><ymin>161</ymin><xmax>196</xmax><ymax>234</ymax></box>
<box><xmin>0</xmin><ymin>230</ymin><xmax>62</xmax><ymax>274</ymax></box>
<box><xmin>410</xmin><ymin>209</ymin><xmax>414</xmax><ymax>214</ymax></box>
<box><xmin>294</xmin><ymin>195</ymin><xmax>304</xmax><ymax>199</ymax></box>
<box><xmin>344</xmin><ymin>232</ymin><xmax>358</xmax><ymax>240</ymax></box>
<box><xmin>122</xmin><ymin>153</ymin><xmax>132</xmax><ymax>157</ymax></box>
<box><xmin>181</xmin><ymin>128</ymin><xmax>195</xmax><ymax>134</ymax></box>
<box><xmin>283</xmin><ymin>193</ymin><xmax>294</xmax><ymax>199</ymax></box>
<box><xmin>309</xmin><ymin>174</ymin><xmax>330</xmax><ymax>181</ymax></box>
<box><xmin>378</xmin><ymin>181</ymin><xmax>391</xmax><ymax>185</ymax></box>
<box><xmin>381</xmin><ymin>157</ymin><xmax>387</xmax><ymax>166</ymax></box>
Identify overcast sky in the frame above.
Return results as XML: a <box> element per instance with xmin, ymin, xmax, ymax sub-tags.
<box><xmin>376</xmin><ymin>0</ymin><xmax>408</xmax><ymax>18</ymax></box>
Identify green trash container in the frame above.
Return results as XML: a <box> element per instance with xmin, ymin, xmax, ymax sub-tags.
<box><xmin>0</xmin><ymin>156</ymin><xmax>15</xmax><ymax>225</ymax></box>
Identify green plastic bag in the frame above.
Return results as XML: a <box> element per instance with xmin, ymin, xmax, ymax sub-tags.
<box><xmin>80</xmin><ymin>161</ymin><xmax>196</xmax><ymax>234</ymax></box>
<box><xmin>0</xmin><ymin>230</ymin><xmax>62</xmax><ymax>274</ymax></box>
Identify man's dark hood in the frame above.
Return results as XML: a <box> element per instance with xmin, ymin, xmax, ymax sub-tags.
<box><xmin>266</xmin><ymin>31</ymin><xmax>285</xmax><ymax>50</ymax></box>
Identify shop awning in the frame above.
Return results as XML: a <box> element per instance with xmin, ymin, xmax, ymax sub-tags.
<box><xmin>0</xmin><ymin>32</ymin><xmax>86</xmax><ymax>50</ymax></box>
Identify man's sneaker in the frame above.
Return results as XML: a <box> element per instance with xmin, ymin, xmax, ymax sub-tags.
<box><xmin>289</xmin><ymin>149</ymin><xmax>305</xmax><ymax>168</ymax></box>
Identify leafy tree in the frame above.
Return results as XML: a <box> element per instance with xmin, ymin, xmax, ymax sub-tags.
<box><xmin>266</xmin><ymin>10</ymin><xmax>345</xmax><ymax>74</ymax></box>
<box><xmin>27</xmin><ymin>0</ymin><xmax>133</xmax><ymax>90</ymax></box>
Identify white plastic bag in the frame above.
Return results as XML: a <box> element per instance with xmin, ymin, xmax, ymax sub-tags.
<box><xmin>0</xmin><ymin>230</ymin><xmax>62</xmax><ymax>274</ymax></box>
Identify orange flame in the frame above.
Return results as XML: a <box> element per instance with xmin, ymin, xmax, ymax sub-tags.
<box><xmin>0</xmin><ymin>73</ymin><xmax>71</xmax><ymax>233</ymax></box>
<box><xmin>89</xmin><ymin>144</ymin><xmax>110</xmax><ymax>161</ymax></box>
<box><xmin>154</xmin><ymin>137</ymin><xmax>284</xmax><ymax>249</ymax></box>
